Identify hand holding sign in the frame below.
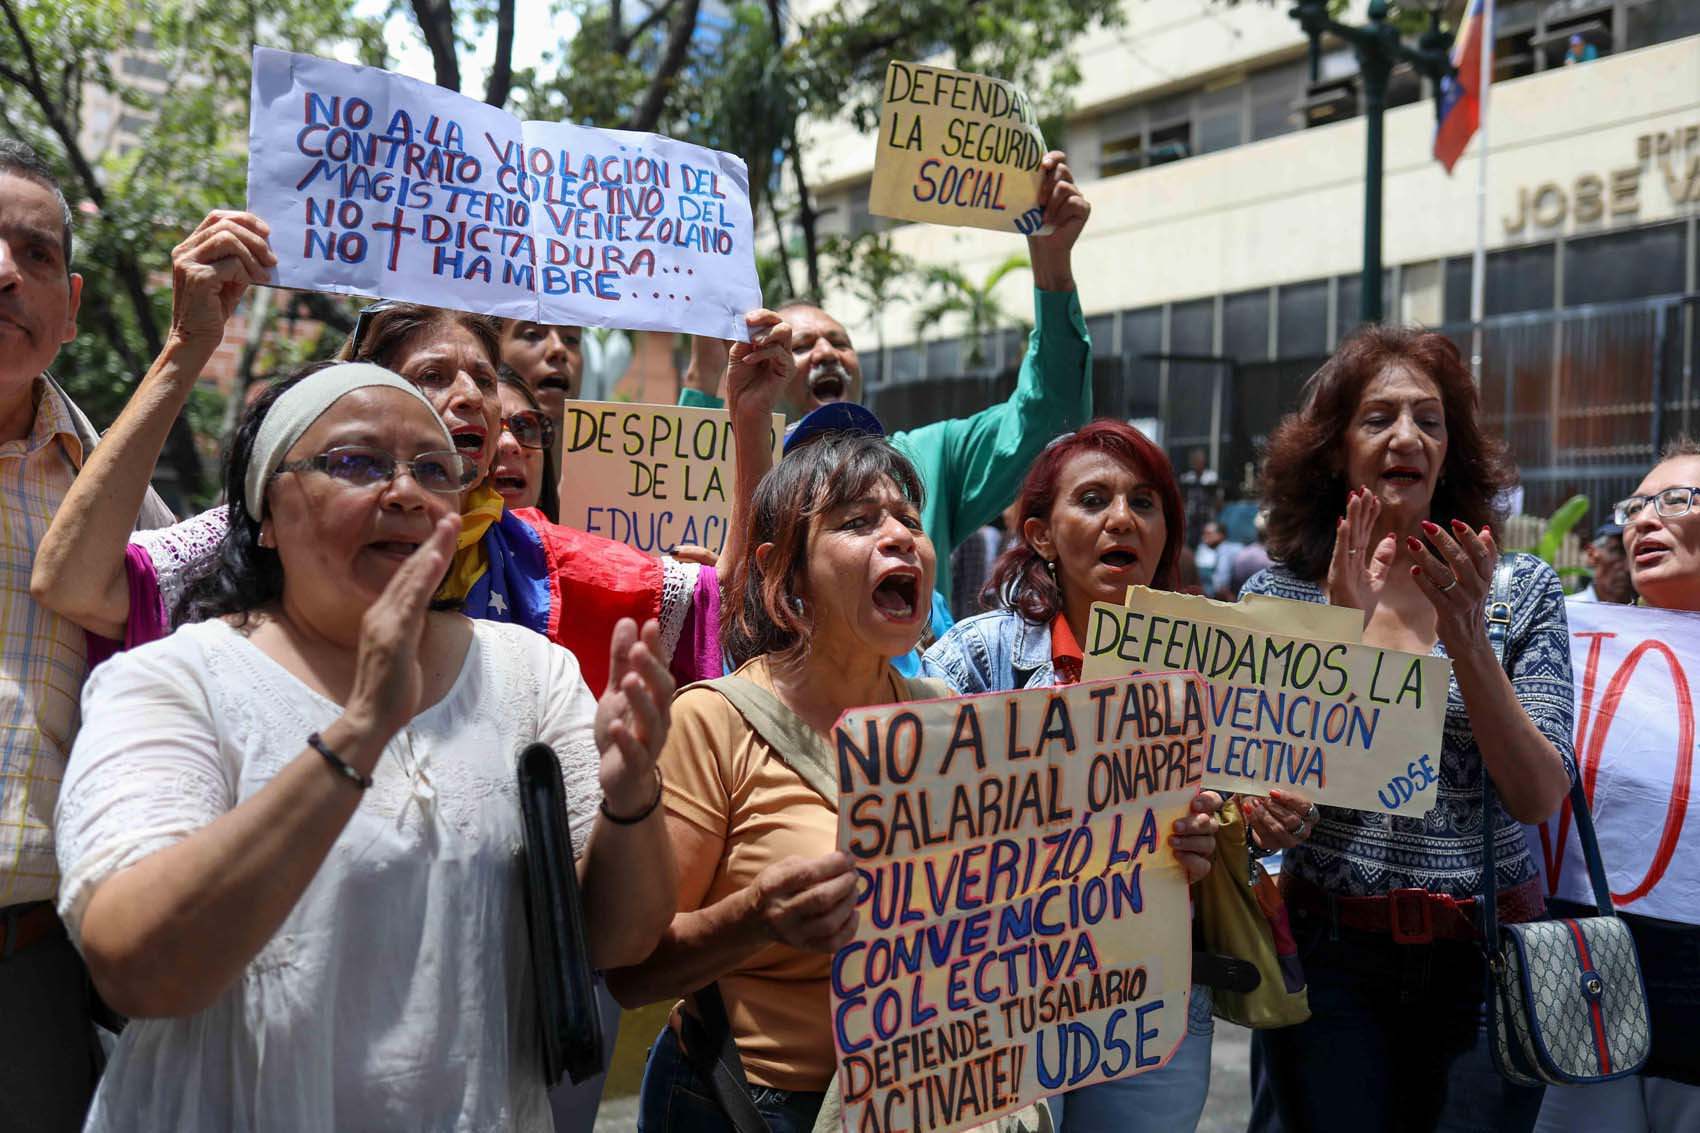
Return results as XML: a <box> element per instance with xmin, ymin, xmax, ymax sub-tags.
<box><xmin>750</xmin><ymin>851</ymin><xmax>860</xmax><ymax>953</ymax></box>
<box><xmin>1171</xmin><ymin>790</ymin><xmax>1224</xmax><ymax>883</ymax></box>
<box><xmin>170</xmin><ymin>210</ymin><xmax>278</xmax><ymax>348</ymax></box>
<box><xmin>726</xmin><ymin>309</ymin><xmax>794</xmax><ymax>429</ymax></box>
<box><xmin>1028</xmin><ymin>151</ymin><xmax>1090</xmax><ymax>290</ymax></box>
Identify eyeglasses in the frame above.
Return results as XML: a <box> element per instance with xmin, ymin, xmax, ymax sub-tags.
<box><xmin>1613</xmin><ymin>486</ymin><xmax>1700</xmax><ymax>526</ymax></box>
<box><xmin>275</xmin><ymin>445</ymin><xmax>476</xmax><ymax>495</ymax></box>
<box><xmin>502</xmin><ymin>410</ymin><xmax>554</xmax><ymax>451</ymax></box>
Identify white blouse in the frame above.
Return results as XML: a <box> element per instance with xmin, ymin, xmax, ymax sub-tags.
<box><xmin>56</xmin><ymin>618</ymin><xmax>604</xmax><ymax>1132</ymax></box>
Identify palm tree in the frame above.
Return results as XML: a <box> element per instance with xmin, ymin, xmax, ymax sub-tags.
<box><xmin>912</xmin><ymin>254</ymin><xmax>1032</xmax><ymax>373</ymax></box>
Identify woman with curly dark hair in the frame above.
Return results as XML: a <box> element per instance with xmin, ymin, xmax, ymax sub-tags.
<box><xmin>1242</xmin><ymin>325</ymin><xmax>1576</xmax><ymax>1133</ymax></box>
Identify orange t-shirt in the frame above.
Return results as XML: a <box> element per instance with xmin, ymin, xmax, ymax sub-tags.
<box><xmin>661</xmin><ymin>657</ymin><xmax>888</xmax><ymax>1092</ymax></box>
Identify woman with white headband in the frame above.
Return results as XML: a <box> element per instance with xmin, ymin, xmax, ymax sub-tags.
<box><xmin>52</xmin><ymin>364</ymin><xmax>677</xmax><ymax>1130</ymax></box>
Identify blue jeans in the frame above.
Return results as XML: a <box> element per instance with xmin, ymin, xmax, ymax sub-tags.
<box><xmin>1249</xmin><ymin>901</ymin><xmax>1545</xmax><ymax>1133</ymax></box>
<box><xmin>638</xmin><ymin>1024</ymin><xmax>824</xmax><ymax>1133</ymax></box>
<box><xmin>1049</xmin><ymin>986</ymin><xmax>1214</xmax><ymax>1133</ymax></box>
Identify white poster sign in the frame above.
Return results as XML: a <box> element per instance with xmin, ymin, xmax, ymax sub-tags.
<box><xmin>247</xmin><ymin>48</ymin><xmax>759</xmax><ymax>339</ymax></box>
<box><xmin>1526</xmin><ymin>601</ymin><xmax>1700</xmax><ymax>925</ymax></box>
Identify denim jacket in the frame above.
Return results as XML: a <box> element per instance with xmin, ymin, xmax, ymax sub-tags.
<box><xmin>919</xmin><ymin>607</ymin><xmax>1059</xmax><ymax>694</ymax></box>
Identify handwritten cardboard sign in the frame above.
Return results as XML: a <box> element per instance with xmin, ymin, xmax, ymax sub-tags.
<box><xmin>554</xmin><ymin>402</ymin><xmax>782</xmax><ymax>557</ymax></box>
<box><xmin>1082</xmin><ymin>589</ymin><xmax>1451</xmax><ymax>817</ymax></box>
<box><xmin>831</xmin><ymin>673</ymin><xmax>1202</xmax><ymax>1133</ymax></box>
<box><xmin>246</xmin><ymin>48</ymin><xmax>759</xmax><ymax>339</ymax></box>
<box><xmin>868</xmin><ymin>60</ymin><xmax>1049</xmax><ymax>235</ymax></box>
<box><xmin>1526</xmin><ymin>601</ymin><xmax>1700</xmax><ymax>925</ymax></box>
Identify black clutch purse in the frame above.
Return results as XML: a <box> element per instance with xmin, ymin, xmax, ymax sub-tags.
<box><xmin>516</xmin><ymin>741</ymin><xmax>606</xmax><ymax>1087</ymax></box>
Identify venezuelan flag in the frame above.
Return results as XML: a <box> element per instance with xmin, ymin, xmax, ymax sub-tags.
<box><xmin>1434</xmin><ymin>0</ymin><xmax>1488</xmax><ymax>174</ymax></box>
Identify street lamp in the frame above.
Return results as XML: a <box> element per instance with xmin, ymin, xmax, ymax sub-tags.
<box><xmin>1290</xmin><ymin>0</ymin><xmax>1455</xmax><ymax>325</ymax></box>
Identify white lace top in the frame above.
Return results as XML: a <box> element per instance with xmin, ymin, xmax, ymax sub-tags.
<box><xmin>56</xmin><ymin>618</ymin><xmax>603</xmax><ymax>1132</ymax></box>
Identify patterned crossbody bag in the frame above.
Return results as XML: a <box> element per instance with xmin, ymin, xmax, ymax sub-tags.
<box><xmin>1479</xmin><ymin>558</ymin><xmax>1651</xmax><ymax>1086</ymax></box>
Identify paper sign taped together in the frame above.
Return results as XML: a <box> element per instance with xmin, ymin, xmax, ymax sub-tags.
<box><xmin>868</xmin><ymin>60</ymin><xmax>1049</xmax><ymax>235</ymax></box>
<box><xmin>554</xmin><ymin>402</ymin><xmax>783</xmax><ymax>557</ymax></box>
<box><xmin>246</xmin><ymin>48</ymin><xmax>760</xmax><ymax>339</ymax></box>
<box><xmin>1527</xmin><ymin>601</ymin><xmax>1700</xmax><ymax>925</ymax></box>
<box><xmin>1082</xmin><ymin>592</ymin><xmax>1451</xmax><ymax>818</ymax></box>
<box><xmin>831</xmin><ymin>673</ymin><xmax>1203</xmax><ymax>1133</ymax></box>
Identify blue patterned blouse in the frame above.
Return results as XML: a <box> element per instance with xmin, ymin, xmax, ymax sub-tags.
<box><xmin>1239</xmin><ymin>552</ymin><xmax>1577</xmax><ymax>898</ymax></box>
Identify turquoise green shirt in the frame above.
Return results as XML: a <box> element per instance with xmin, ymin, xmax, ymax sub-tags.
<box><xmin>681</xmin><ymin>287</ymin><xmax>1093</xmax><ymax>600</ymax></box>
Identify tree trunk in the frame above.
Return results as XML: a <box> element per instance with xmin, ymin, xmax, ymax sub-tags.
<box><xmin>409</xmin><ymin>0</ymin><xmax>463</xmax><ymax>91</ymax></box>
<box><xmin>786</xmin><ymin>128</ymin><xmax>821</xmax><ymax>297</ymax></box>
<box><xmin>484</xmin><ymin>0</ymin><xmax>515</xmax><ymax>107</ymax></box>
<box><xmin>627</xmin><ymin>0</ymin><xmax>702</xmax><ymax>132</ymax></box>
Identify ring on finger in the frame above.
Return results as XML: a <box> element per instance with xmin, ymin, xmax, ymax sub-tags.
<box><xmin>1436</xmin><ymin>575</ymin><xmax>1459</xmax><ymax>593</ymax></box>
<box><xmin>1305</xmin><ymin>804</ymin><xmax>1321</xmax><ymax>825</ymax></box>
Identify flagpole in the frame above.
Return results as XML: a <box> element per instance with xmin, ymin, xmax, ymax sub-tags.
<box><xmin>1469</xmin><ymin>0</ymin><xmax>1495</xmax><ymax>381</ymax></box>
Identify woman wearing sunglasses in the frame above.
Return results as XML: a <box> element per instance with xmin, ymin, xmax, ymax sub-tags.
<box><xmin>30</xmin><ymin>210</ymin><xmax>766</xmax><ymax>693</ymax></box>
<box><xmin>1534</xmin><ymin>438</ymin><xmax>1700</xmax><ymax>1133</ymax></box>
<box><xmin>53</xmin><ymin>363</ymin><xmax>676</xmax><ymax>1130</ymax></box>
<box><xmin>494</xmin><ymin>369</ymin><xmax>561</xmax><ymax>519</ymax></box>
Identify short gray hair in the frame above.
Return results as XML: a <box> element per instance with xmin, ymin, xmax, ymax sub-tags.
<box><xmin>0</xmin><ymin>139</ymin><xmax>73</xmax><ymax>269</ymax></box>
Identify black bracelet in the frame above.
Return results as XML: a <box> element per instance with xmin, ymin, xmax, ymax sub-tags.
<box><xmin>600</xmin><ymin>768</ymin><xmax>663</xmax><ymax>825</ymax></box>
<box><xmin>307</xmin><ymin>732</ymin><xmax>373</xmax><ymax>790</ymax></box>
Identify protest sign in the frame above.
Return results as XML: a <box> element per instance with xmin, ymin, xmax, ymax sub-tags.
<box><xmin>1526</xmin><ymin>601</ymin><xmax>1700</xmax><ymax>925</ymax></box>
<box><xmin>1125</xmin><ymin>585</ymin><xmax>1367</xmax><ymax>644</ymax></box>
<box><xmin>831</xmin><ymin>673</ymin><xmax>1202</xmax><ymax>1133</ymax></box>
<box><xmin>1082</xmin><ymin>590</ymin><xmax>1452</xmax><ymax>817</ymax></box>
<box><xmin>554</xmin><ymin>402</ymin><xmax>783</xmax><ymax>556</ymax></box>
<box><xmin>247</xmin><ymin>48</ymin><xmax>759</xmax><ymax>339</ymax></box>
<box><xmin>868</xmin><ymin>61</ymin><xmax>1049</xmax><ymax>235</ymax></box>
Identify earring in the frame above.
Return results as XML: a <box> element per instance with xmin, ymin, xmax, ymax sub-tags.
<box><xmin>790</xmin><ymin>595</ymin><xmax>806</xmax><ymax>616</ymax></box>
<box><xmin>1044</xmin><ymin>558</ymin><xmax>1057</xmax><ymax>577</ymax></box>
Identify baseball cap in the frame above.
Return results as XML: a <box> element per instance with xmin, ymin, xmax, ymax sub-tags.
<box><xmin>782</xmin><ymin>402</ymin><xmax>887</xmax><ymax>457</ymax></box>
<box><xmin>1592</xmin><ymin>521</ymin><xmax>1624</xmax><ymax>543</ymax></box>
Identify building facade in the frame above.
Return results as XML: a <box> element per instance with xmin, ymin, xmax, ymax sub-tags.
<box><xmin>798</xmin><ymin>0</ymin><xmax>1700</xmax><ymax>520</ymax></box>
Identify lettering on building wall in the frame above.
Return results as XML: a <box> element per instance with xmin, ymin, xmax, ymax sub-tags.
<box><xmin>1504</xmin><ymin>122</ymin><xmax>1699</xmax><ymax>235</ymax></box>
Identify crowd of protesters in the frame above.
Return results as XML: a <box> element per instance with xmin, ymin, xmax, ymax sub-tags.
<box><xmin>3</xmin><ymin>127</ymin><xmax>1699</xmax><ymax>1133</ymax></box>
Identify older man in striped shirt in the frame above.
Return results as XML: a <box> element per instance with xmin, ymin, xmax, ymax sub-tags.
<box><xmin>0</xmin><ymin>139</ymin><xmax>174</xmax><ymax>1130</ymax></box>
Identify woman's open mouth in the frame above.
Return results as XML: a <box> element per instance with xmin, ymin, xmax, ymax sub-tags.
<box><xmin>1381</xmin><ymin>467</ymin><xmax>1424</xmax><ymax>486</ymax></box>
<box><xmin>494</xmin><ymin>471</ymin><xmax>529</xmax><ymax>495</ymax></box>
<box><xmin>871</xmin><ymin>572</ymin><xmax>920</xmax><ymax>621</ymax></box>
<box><xmin>1099</xmin><ymin>549</ymin><xmax>1139</xmax><ymax>570</ymax></box>
<box><xmin>368</xmin><ymin>540</ymin><xmax>422</xmax><ymax>560</ymax></box>
<box><xmin>450</xmin><ymin>426</ymin><xmax>485</xmax><ymax>456</ymax></box>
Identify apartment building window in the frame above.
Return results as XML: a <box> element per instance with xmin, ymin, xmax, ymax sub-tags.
<box><xmin>117</xmin><ymin>112</ymin><xmax>152</xmax><ymax>134</ymax></box>
<box><xmin>1097</xmin><ymin>55</ymin><xmax>1310</xmax><ymax>178</ymax></box>
<box><xmin>845</xmin><ymin>181</ymin><xmax>895</xmax><ymax>238</ymax></box>
<box><xmin>1250</xmin><ymin>60</ymin><xmax>1306</xmax><ymax>141</ymax></box>
<box><xmin>888</xmin><ymin>344</ymin><xmax>923</xmax><ymax>382</ymax></box>
<box><xmin>120</xmin><ymin>55</ymin><xmax>170</xmax><ymax>82</ymax></box>
<box><xmin>925</xmin><ymin>336</ymin><xmax>962</xmax><ymax>378</ymax></box>
<box><xmin>1564</xmin><ymin>223</ymin><xmax>1687</xmax><ymax>305</ymax></box>
<box><xmin>1119</xmin><ymin>307</ymin><xmax>1163</xmax><ymax>419</ymax></box>
<box><xmin>1223</xmin><ymin>289</ymin><xmax>1270</xmax><ymax>362</ymax></box>
<box><xmin>1277</xmin><ymin>279</ymin><xmax>1328</xmax><ymax>357</ymax></box>
<box><xmin>1099</xmin><ymin>103</ymin><xmax>1146</xmax><ymax>178</ymax></box>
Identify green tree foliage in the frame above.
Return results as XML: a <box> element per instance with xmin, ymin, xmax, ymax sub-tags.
<box><xmin>0</xmin><ymin>0</ymin><xmax>385</xmax><ymax>499</ymax></box>
<box><xmin>911</xmin><ymin>253</ymin><xmax>1029</xmax><ymax>371</ymax></box>
<box><xmin>3</xmin><ymin>0</ymin><xmax>1123</xmax><ymax>499</ymax></box>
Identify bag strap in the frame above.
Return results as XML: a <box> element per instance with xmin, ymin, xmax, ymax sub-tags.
<box><xmin>680</xmin><ymin>671</ymin><xmax>953</xmax><ymax>807</ymax></box>
<box><xmin>1479</xmin><ymin>559</ymin><xmax>1616</xmax><ymax>953</ymax></box>
<box><xmin>679</xmin><ymin>983</ymin><xmax>772</xmax><ymax>1133</ymax></box>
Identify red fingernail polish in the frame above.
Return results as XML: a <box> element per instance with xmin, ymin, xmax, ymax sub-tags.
<box><xmin>1410</xmin><ymin>565</ymin><xmax>1422</xmax><ymax>577</ymax></box>
<box><xmin>1421</xmin><ymin>520</ymin><xmax>1440</xmax><ymax>533</ymax></box>
<box><xmin>1406</xmin><ymin>535</ymin><xmax>1422</xmax><ymax>548</ymax></box>
<box><xmin>1451</xmin><ymin>518</ymin><xmax>1468</xmax><ymax>529</ymax></box>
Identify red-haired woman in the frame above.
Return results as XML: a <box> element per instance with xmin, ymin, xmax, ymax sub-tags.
<box><xmin>1242</xmin><ymin>325</ymin><xmax>1574</xmax><ymax>1133</ymax></box>
<box><xmin>920</xmin><ymin>419</ymin><xmax>1300</xmax><ymax>1132</ymax></box>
